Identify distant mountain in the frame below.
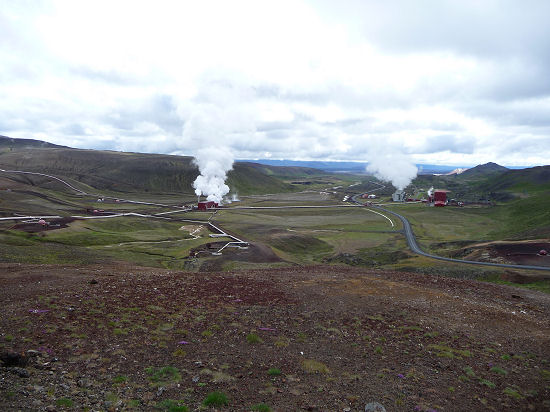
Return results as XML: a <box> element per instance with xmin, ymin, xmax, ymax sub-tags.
<box><xmin>459</xmin><ymin>162</ymin><xmax>508</xmax><ymax>178</ymax></box>
<box><xmin>241</xmin><ymin>159</ymin><xmax>368</xmax><ymax>173</ymax></box>
<box><xmin>242</xmin><ymin>159</ymin><xmax>472</xmax><ymax>175</ymax></box>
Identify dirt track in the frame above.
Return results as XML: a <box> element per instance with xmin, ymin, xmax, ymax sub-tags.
<box><xmin>1</xmin><ymin>263</ymin><xmax>549</xmax><ymax>411</ymax></box>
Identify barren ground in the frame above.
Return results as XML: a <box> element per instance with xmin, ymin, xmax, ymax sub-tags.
<box><xmin>1</xmin><ymin>263</ymin><xmax>550</xmax><ymax>411</ymax></box>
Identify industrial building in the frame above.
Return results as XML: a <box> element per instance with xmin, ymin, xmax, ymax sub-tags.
<box><xmin>433</xmin><ymin>190</ymin><xmax>447</xmax><ymax>207</ymax></box>
<box><xmin>392</xmin><ymin>190</ymin><xmax>405</xmax><ymax>202</ymax></box>
<box><xmin>197</xmin><ymin>201</ymin><xmax>218</xmax><ymax>210</ymax></box>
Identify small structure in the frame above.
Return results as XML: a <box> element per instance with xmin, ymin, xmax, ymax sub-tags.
<box><xmin>197</xmin><ymin>201</ymin><xmax>218</xmax><ymax>210</ymax></box>
<box><xmin>433</xmin><ymin>190</ymin><xmax>447</xmax><ymax>207</ymax></box>
<box><xmin>539</xmin><ymin>249</ymin><xmax>548</xmax><ymax>256</ymax></box>
<box><xmin>38</xmin><ymin>219</ymin><xmax>48</xmax><ymax>226</ymax></box>
<box><xmin>392</xmin><ymin>190</ymin><xmax>405</xmax><ymax>202</ymax></box>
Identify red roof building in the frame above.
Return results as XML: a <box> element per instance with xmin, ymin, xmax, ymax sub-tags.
<box><xmin>434</xmin><ymin>190</ymin><xmax>447</xmax><ymax>207</ymax></box>
<box><xmin>197</xmin><ymin>201</ymin><xmax>218</xmax><ymax>210</ymax></box>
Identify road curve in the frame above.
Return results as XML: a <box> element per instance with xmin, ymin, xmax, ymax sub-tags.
<box><xmin>375</xmin><ymin>205</ymin><xmax>550</xmax><ymax>272</ymax></box>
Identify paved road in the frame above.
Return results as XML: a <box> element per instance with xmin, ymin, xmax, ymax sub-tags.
<box><xmin>375</xmin><ymin>205</ymin><xmax>550</xmax><ymax>272</ymax></box>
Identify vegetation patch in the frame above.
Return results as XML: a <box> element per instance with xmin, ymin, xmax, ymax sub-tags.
<box><xmin>145</xmin><ymin>366</ymin><xmax>181</xmax><ymax>385</ymax></box>
<box><xmin>301</xmin><ymin>359</ymin><xmax>330</xmax><ymax>374</ymax></box>
<box><xmin>203</xmin><ymin>391</ymin><xmax>229</xmax><ymax>407</ymax></box>
<box><xmin>427</xmin><ymin>344</ymin><xmax>472</xmax><ymax>359</ymax></box>
<box><xmin>246</xmin><ymin>333</ymin><xmax>263</xmax><ymax>344</ymax></box>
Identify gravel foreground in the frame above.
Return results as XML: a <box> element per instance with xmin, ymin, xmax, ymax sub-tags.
<box><xmin>1</xmin><ymin>263</ymin><xmax>549</xmax><ymax>411</ymax></box>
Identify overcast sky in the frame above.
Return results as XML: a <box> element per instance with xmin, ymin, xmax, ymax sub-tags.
<box><xmin>1</xmin><ymin>0</ymin><xmax>549</xmax><ymax>166</ymax></box>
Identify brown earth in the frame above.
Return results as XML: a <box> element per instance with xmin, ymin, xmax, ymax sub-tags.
<box><xmin>1</xmin><ymin>263</ymin><xmax>549</xmax><ymax>411</ymax></box>
<box><xmin>461</xmin><ymin>240</ymin><xmax>550</xmax><ymax>268</ymax></box>
<box><xmin>9</xmin><ymin>217</ymin><xmax>76</xmax><ymax>233</ymax></box>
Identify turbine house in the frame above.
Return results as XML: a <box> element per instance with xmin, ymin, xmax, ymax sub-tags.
<box><xmin>434</xmin><ymin>190</ymin><xmax>447</xmax><ymax>207</ymax></box>
<box><xmin>197</xmin><ymin>201</ymin><xmax>218</xmax><ymax>210</ymax></box>
<box><xmin>392</xmin><ymin>190</ymin><xmax>405</xmax><ymax>202</ymax></box>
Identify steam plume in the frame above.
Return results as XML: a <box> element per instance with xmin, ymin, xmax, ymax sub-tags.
<box><xmin>179</xmin><ymin>73</ymin><xmax>257</xmax><ymax>205</ymax></box>
<box><xmin>192</xmin><ymin>147</ymin><xmax>233</xmax><ymax>204</ymax></box>
<box><xmin>366</xmin><ymin>148</ymin><xmax>418</xmax><ymax>190</ymax></box>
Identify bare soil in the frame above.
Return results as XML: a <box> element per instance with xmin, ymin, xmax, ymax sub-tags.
<box><xmin>462</xmin><ymin>240</ymin><xmax>550</xmax><ymax>267</ymax></box>
<box><xmin>1</xmin><ymin>263</ymin><xmax>549</xmax><ymax>411</ymax></box>
<box><xmin>9</xmin><ymin>217</ymin><xmax>76</xmax><ymax>233</ymax></box>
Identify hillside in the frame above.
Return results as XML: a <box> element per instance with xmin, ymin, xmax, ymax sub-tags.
<box><xmin>479</xmin><ymin>165</ymin><xmax>550</xmax><ymax>193</ymax></box>
<box><xmin>458</xmin><ymin>162</ymin><xmax>508</xmax><ymax>179</ymax></box>
<box><xmin>0</xmin><ymin>135</ymin><xmax>65</xmax><ymax>150</ymax></box>
<box><xmin>0</xmin><ymin>138</ymin><xmax>323</xmax><ymax>195</ymax></box>
<box><xmin>1</xmin><ymin>263</ymin><xmax>549</xmax><ymax>411</ymax></box>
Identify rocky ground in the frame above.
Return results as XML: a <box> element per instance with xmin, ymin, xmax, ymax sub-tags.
<box><xmin>1</xmin><ymin>263</ymin><xmax>549</xmax><ymax>411</ymax></box>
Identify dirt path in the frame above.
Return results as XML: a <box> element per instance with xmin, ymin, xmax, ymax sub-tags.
<box><xmin>1</xmin><ymin>264</ymin><xmax>549</xmax><ymax>411</ymax></box>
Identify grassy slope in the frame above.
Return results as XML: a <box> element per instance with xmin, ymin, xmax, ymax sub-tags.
<box><xmin>0</xmin><ymin>147</ymin><xmax>311</xmax><ymax>195</ymax></box>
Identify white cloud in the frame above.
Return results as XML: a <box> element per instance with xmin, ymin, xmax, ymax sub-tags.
<box><xmin>0</xmin><ymin>0</ymin><xmax>549</xmax><ymax>166</ymax></box>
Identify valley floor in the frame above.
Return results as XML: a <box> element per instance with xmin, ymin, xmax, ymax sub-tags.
<box><xmin>1</xmin><ymin>263</ymin><xmax>549</xmax><ymax>411</ymax></box>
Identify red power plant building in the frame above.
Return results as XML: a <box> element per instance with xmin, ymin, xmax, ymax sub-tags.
<box><xmin>433</xmin><ymin>190</ymin><xmax>447</xmax><ymax>207</ymax></box>
<box><xmin>197</xmin><ymin>201</ymin><xmax>218</xmax><ymax>210</ymax></box>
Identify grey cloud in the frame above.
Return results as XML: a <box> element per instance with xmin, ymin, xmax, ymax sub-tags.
<box><xmin>104</xmin><ymin>94</ymin><xmax>182</xmax><ymax>135</ymax></box>
<box><xmin>418</xmin><ymin>135</ymin><xmax>475</xmax><ymax>154</ymax></box>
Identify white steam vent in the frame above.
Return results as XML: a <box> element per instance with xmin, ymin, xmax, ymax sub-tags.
<box><xmin>366</xmin><ymin>148</ymin><xmax>418</xmax><ymax>190</ymax></box>
<box><xmin>192</xmin><ymin>147</ymin><xmax>234</xmax><ymax>204</ymax></box>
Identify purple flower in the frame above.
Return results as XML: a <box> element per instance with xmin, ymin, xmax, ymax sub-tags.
<box><xmin>397</xmin><ymin>373</ymin><xmax>405</xmax><ymax>379</ymax></box>
<box><xmin>259</xmin><ymin>327</ymin><xmax>276</xmax><ymax>331</ymax></box>
<box><xmin>177</xmin><ymin>340</ymin><xmax>189</xmax><ymax>345</ymax></box>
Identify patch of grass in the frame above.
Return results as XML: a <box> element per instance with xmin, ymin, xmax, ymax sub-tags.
<box><xmin>482</xmin><ymin>275</ymin><xmax>550</xmax><ymax>294</ymax></box>
<box><xmin>540</xmin><ymin>369</ymin><xmax>550</xmax><ymax>380</ymax></box>
<box><xmin>246</xmin><ymin>333</ymin><xmax>263</xmax><ymax>344</ymax></box>
<box><xmin>202</xmin><ymin>391</ymin><xmax>229</xmax><ymax>407</ymax></box>
<box><xmin>274</xmin><ymin>336</ymin><xmax>289</xmax><ymax>347</ymax></box>
<box><xmin>501</xmin><ymin>354</ymin><xmax>512</xmax><ymax>360</ymax></box>
<box><xmin>145</xmin><ymin>366</ymin><xmax>181</xmax><ymax>385</ymax></box>
<box><xmin>427</xmin><ymin>344</ymin><xmax>471</xmax><ymax>359</ymax></box>
<box><xmin>155</xmin><ymin>399</ymin><xmax>189</xmax><ymax>412</ymax></box>
<box><xmin>479</xmin><ymin>379</ymin><xmax>496</xmax><ymax>389</ymax></box>
<box><xmin>503</xmin><ymin>387</ymin><xmax>523</xmax><ymax>400</ymax></box>
<box><xmin>201</xmin><ymin>330</ymin><xmax>213</xmax><ymax>338</ymax></box>
<box><xmin>112</xmin><ymin>375</ymin><xmax>128</xmax><ymax>384</ymax></box>
<box><xmin>490</xmin><ymin>366</ymin><xmax>507</xmax><ymax>375</ymax></box>
<box><xmin>301</xmin><ymin>359</ymin><xmax>329</xmax><ymax>374</ymax></box>
<box><xmin>55</xmin><ymin>397</ymin><xmax>74</xmax><ymax>407</ymax></box>
<box><xmin>423</xmin><ymin>331</ymin><xmax>439</xmax><ymax>338</ymax></box>
<box><xmin>464</xmin><ymin>366</ymin><xmax>476</xmax><ymax>378</ymax></box>
<box><xmin>268</xmin><ymin>368</ymin><xmax>282</xmax><ymax>376</ymax></box>
<box><xmin>172</xmin><ymin>348</ymin><xmax>186</xmax><ymax>357</ymax></box>
<box><xmin>251</xmin><ymin>403</ymin><xmax>271</xmax><ymax>412</ymax></box>
<box><xmin>4</xmin><ymin>334</ymin><xmax>14</xmax><ymax>342</ymax></box>
<box><xmin>374</xmin><ymin>345</ymin><xmax>383</xmax><ymax>354</ymax></box>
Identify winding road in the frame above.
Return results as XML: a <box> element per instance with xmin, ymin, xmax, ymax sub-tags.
<box><xmin>374</xmin><ymin>205</ymin><xmax>550</xmax><ymax>272</ymax></box>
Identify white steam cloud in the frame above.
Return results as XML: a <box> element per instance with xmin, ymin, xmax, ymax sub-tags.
<box><xmin>366</xmin><ymin>146</ymin><xmax>418</xmax><ymax>190</ymax></box>
<box><xmin>179</xmin><ymin>72</ymin><xmax>257</xmax><ymax>204</ymax></box>
<box><xmin>192</xmin><ymin>147</ymin><xmax>233</xmax><ymax>203</ymax></box>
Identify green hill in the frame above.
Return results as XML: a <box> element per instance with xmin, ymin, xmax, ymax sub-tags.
<box><xmin>0</xmin><ymin>135</ymin><xmax>66</xmax><ymax>150</ymax></box>
<box><xmin>458</xmin><ymin>162</ymin><xmax>508</xmax><ymax>179</ymax></box>
<box><xmin>0</xmin><ymin>137</ymin><xmax>324</xmax><ymax>195</ymax></box>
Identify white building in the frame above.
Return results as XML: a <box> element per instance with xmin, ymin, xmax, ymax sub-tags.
<box><xmin>392</xmin><ymin>190</ymin><xmax>405</xmax><ymax>202</ymax></box>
